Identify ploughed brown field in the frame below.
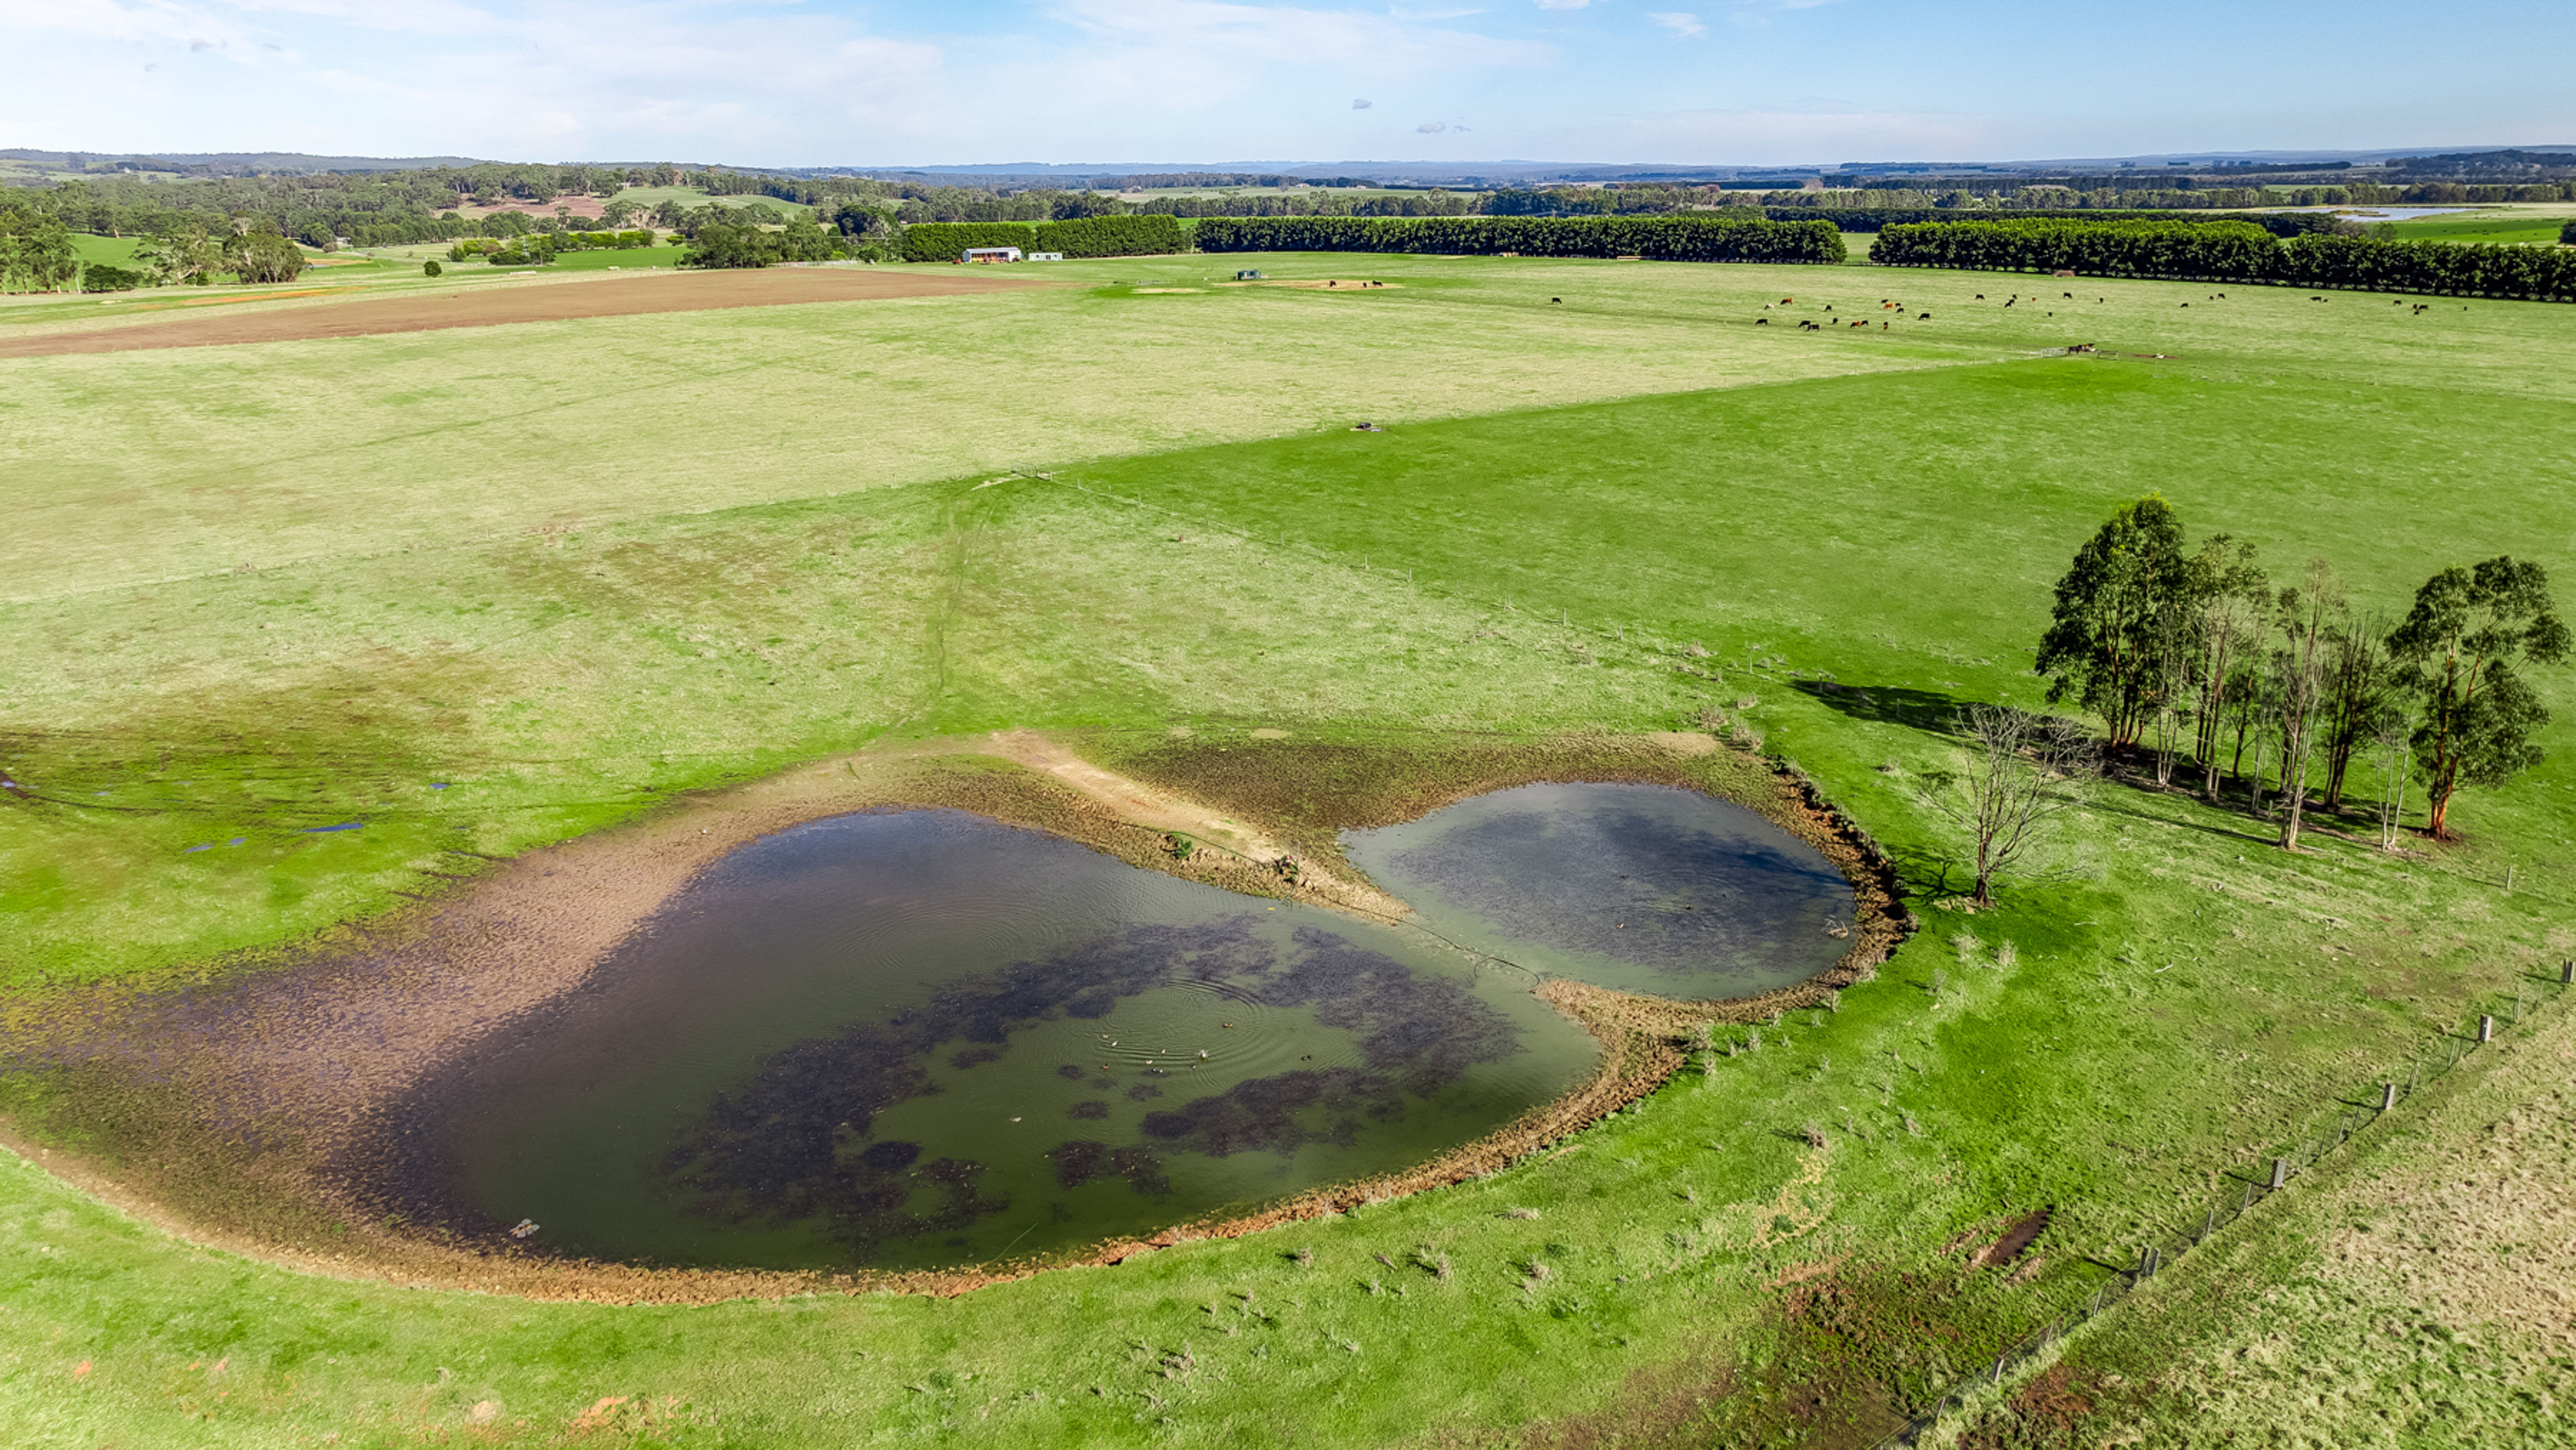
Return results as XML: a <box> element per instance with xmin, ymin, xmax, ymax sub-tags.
<box><xmin>0</xmin><ymin>266</ymin><xmax>1041</xmax><ymax>358</ymax></box>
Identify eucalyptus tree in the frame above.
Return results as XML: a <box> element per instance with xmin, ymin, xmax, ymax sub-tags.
<box><xmin>2319</xmin><ymin>610</ymin><xmax>2398</xmax><ymax>810</ymax></box>
<box><xmin>2036</xmin><ymin>495</ymin><xmax>2187</xmax><ymax>748</ymax></box>
<box><xmin>2269</xmin><ymin>559</ymin><xmax>2344</xmax><ymax>851</ymax></box>
<box><xmin>2388</xmin><ymin>557</ymin><xmax>2569</xmax><ymax>838</ymax></box>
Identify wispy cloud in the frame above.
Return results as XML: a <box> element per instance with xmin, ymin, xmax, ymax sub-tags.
<box><xmin>1647</xmin><ymin>11</ymin><xmax>1704</xmax><ymax>37</ymax></box>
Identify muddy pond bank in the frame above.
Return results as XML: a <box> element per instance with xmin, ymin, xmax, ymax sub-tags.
<box><xmin>0</xmin><ymin>729</ymin><xmax>1909</xmax><ymax>1304</ymax></box>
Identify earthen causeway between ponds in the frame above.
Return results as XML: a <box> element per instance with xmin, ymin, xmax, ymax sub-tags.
<box><xmin>0</xmin><ymin>729</ymin><xmax>1910</xmax><ymax>1305</ymax></box>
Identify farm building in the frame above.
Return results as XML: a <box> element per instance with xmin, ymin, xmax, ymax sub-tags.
<box><xmin>1029</xmin><ymin>252</ymin><xmax>1065</xmax><ymax>261</ymax></box>
<box><xmin>963</xmin><ymin>246</ymin><xmax>1023</xmax><ymax>263</ymax></box>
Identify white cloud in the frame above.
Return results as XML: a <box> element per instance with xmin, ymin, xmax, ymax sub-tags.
<box><xmin>1647</xmin><ymin>11</ymin><xmax>1704</xmax><ymax>37</ymax></box>
<box><xmin>1352</xmin><ymin>96</ymin><xmax>1372</xmax><ymax>107</ymax></box>
<box><xmin>1532</xmin><ymin>0</ymin><xmax>1596</xmax><ymax>9</ymax></box>
<box><xmin>1417</xmin><ymin>120</ymin><xmax>1447</xmax><ymax>131</ymax></box>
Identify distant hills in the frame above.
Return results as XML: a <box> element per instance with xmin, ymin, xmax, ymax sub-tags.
<box><xmin>5</xmin><ymin>144</ymin><xmax>2570</xmax><ymax>188</ymax></box>
<box><xmin>1</xmin><ymin>149</ymin><xmax>495</xmax><ymax>175</ymax></box>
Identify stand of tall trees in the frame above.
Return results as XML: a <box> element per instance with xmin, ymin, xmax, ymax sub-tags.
<box><xmin>2039</xmin><ymin>495</ymin><xmax>2566</xmax><ymax>845</ymax></box>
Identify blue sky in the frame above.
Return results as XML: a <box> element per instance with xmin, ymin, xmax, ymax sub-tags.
<box><xmin>6</xmin><ymin>0</ymin><xmax>2571</xmax><ymax>168</ymax></box>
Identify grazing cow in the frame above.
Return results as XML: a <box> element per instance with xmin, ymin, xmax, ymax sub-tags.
<box><xmin>1755</xmin><ymin>317</ymin><xmax>1770</xmax><ymax>325</ymax></box>
<box><xmin>1917</xmin><ymin>312</ymin><xmax>1930</xmax><ymax>320</ymax></box>
<box><xmin>1975</xmin><ymin>294</ymin><xmax>1985</xmax><ymax>299</ymax></box>
<box><xmin>1551</xmin><ymin>297</ymin><xmax>1561</xmax><ymax>304</ymax></box>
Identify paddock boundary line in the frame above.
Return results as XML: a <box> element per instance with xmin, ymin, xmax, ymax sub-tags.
<box><xmin>1861</xmin><ymin>956</ymin><xmax>2573</xmax><ymax>1447</ymax></box>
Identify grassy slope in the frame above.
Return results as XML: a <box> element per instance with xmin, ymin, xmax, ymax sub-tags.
<box><xmin>1950</xmin><ymin>988</ymin><xmax>2576</xmax><ymax>1448</ymax></box>
<box><xmin>2381</xmin><ymin>207</ymin><xmax>2576</xmax><ymax>245</ymax></box>
<box><xmin>1</xmin><ymin>253</ymin><xmax>2572</xmax><ymax>1446</ymax></box>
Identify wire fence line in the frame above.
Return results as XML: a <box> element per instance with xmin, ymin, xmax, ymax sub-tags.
<box><xmin>1862</xmin><ymin>957</ymin><xmax>2573</xmax><ymax>1448</ymax></box>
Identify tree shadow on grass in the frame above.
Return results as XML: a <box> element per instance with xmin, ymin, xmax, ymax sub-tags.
<box><xmin>1788</xmin><ymin>680</ymin><xmax>1973</xmax><ymax>737</ymax></box>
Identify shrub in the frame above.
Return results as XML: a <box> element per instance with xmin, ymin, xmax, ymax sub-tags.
<box><xmin>900</xmin><ymin>222</ymin><xmax>1038</xmax><ymax>263</ymax></box>
<box><xmin>78</xmin><ymin>263</ymin><xmax>147</xmax><ymax>293</ymax></box>
<box><xmin>422</xmin><ymin>260</ymin><xmax>443</xmax><ymax>278</ymax></box>
<box><xmin>1033</xmin><ymin>215</ymin><xmax>1189</xmax><ymax>258</ymax></box>
<box><xmin>1192</xmin><ymin>215</ymin><xmax>1844</xmax><ymax>264</ymax></box>
<box><xmin>2564</xmin><ymin>219</ymin><xmax>2576</xmax><ymax>246</ymax></box>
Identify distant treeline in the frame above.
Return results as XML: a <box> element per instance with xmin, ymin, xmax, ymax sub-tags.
<box><xmin>16</xmin><ymin>160</ymin><xmax>2574</xmax><ymax>254</ymax></box>
<box><xmin>1875</xmin><ymin>219</ymin><xmax>2576</xmax><ymax>301</ymax></box>
<box><xmin>899</xmin><ymin>216</ymin><xmax>1192</xmax><ymax>261</ymax></box>
<box><xmin>1194</xmin><ymin>215</ymin><xmax>1844</xmax><ymax>263</ymax></box>
<box><xmin>1767</xmin><ymin>207</ymin><xmax>2351</xmax><ymax>237</ymax></box>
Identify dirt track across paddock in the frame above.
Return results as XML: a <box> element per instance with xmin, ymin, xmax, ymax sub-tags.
<box><xmin>0</xmin><ymin>266</ymin><xmax>1040</xmax><ymax>358</ymax></box>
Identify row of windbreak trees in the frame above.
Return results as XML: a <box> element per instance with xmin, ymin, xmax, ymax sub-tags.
<box><xmin>2035</xmin><ymin>496</ymin><xmax>2568</xmax><ymax>849</ymax></box>
<box><xmin>1874</xmin><ymin>219</ymin><xmax>2576</xmax><ymax>301</ymax></box>
<box><xmin>1192</xmin><ymin>215</ymin><xmax>1845</xmax><ymax>263</ymax></box>
<box><xmin>897</xmin><ymin>215</ymin><xmax>1193</xmax><ymax>261</ymax></box>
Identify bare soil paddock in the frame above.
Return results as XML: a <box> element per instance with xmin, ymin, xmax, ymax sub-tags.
<box><xmin>0</xmin><ymin>266</ymin><xmax>1037</xmax><ymax>358</ymax></box>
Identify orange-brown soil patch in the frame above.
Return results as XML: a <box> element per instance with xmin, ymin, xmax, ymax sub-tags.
<box><xmin>0</xmin><ymin>266</ymin><xmax>1039</xmax><ymax>359</ymax></box>
<box><xmin>0</xmin><ymin>731</ymin><xmax>1908</xmax><ymax>1305</ymax></box>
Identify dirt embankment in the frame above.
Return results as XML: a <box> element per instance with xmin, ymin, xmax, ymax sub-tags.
<box><xmin>0</xmin><ymin>730</ymin><xmax>1910</xmax><ymax>1305</ymax></box>
<box><xmin>0</xmin><ymin>266</ymin><xmax>1039</xmax><ymax>359</ymax></box>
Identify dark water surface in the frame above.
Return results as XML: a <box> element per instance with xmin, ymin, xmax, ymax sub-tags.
<box><xmin>1341</xmin><ymin>782</ymin><xmax>1853</xmax><ymax>999</ymax></box>
<box><xmin>418</xmin><ymin>810</ymin><xmax>1597</xmax><ymax>1272</ymax></box>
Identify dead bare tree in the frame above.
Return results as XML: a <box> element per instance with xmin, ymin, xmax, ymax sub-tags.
<box><xmin>2194</xmin><ymin>591</ymin><xmax>2265</xmax><ymax>800</ymax></box>
<box><xmin>2271</xmin><ymin>559</ymin><xmax>2343</xmax><ymax>852</ymax></box>
<box><xmin>1920</xmin><ymin>705</ymin><xmax>2100</xmax><ymax>906</ymax></box>
<box><xmin>2372</xmin><ymin>708</ymin><xmax>2416</xmax><ymax>851</ymax></box>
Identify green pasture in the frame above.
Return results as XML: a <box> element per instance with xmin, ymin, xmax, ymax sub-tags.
<box><xmin>2378</xmin><ymin>207</ymin><xmax>2575</xmax><ymax>245</ymax></box>
<box><xmin>1</xmin><ymin>249</ymin><xmax>2572</xmax><ymax>1446</ymax></box>
<box><xmin>610</xmin><ymin>185</ymin><xmax>812</xmax><ymax>218</ymax></box>
<box><xmin>67</xmin><ymin>233</ymin><xmax>143</xmax><ymax>270</ymax></box>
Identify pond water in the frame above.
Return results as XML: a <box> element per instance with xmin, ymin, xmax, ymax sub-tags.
<box><xmin>406</xmin><ymin>782</ymin><xmax>1855</xmax><ymax>1273</ymax></box>
<box><xmin>1341</xmin><ymin>782</ymin><xmax>1854</xmax><ymax>999</ymax></box>
<box><xmin>409</xmin><ymin>809</ymin><xmax>1600</xmax><ymax>1272</ymax></box>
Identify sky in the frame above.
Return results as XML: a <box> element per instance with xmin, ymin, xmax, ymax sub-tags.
<box><xmin>6</xmin><ymin>0</ymin><xmax>2572</xmax><ymax>170</ymax></box>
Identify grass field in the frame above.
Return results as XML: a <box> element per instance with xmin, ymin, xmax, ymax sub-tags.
<box><xmin>610</xmin><ymin>185</ymin><xmax>812</xmax><ymax>218</ymax></box>
<box><xmin>2378</xmin><ymin>206</ymin><xmax>2576</xmax><ymax>245</ymax></box>
<box><xmin>2</xmin><ymin>248</ymin><xmax>2572</xmax><ymax>1447</ymax></box>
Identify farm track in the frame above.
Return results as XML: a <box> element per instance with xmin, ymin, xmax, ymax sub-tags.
<box><xmin>0</xmin><ymin>266</ymin><xmax>1042</xmax><ymax>357</ymax></box>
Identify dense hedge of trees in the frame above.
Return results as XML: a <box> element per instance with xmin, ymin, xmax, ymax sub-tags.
<box><xmin>1876</xmin><ymin>219</ymin><xmax>2576</xmax><ymax>299</ymax></box>
<box><xmin>1192</xmin><ymin>215</ymin><xmax>1845</xmax><ymax>263</ymax></box>
<box><xmin>1779</xmin><ymin>207</ymin><xmax>2351</xmax><ymax>237</ymax></box>
<box><xmin>1031</xmin><ymin>214</ymin><xmax>1189</xmax><ymax>257</ymax></box>
<box><xmin>899</xmin><ymin>222</ymin><xmax>1038</xmax><ymax>261</ymax></box>
<box><xmin>1876</xmin><ymin>219</ymin><xmax>2284</xmax><ymax>278</ymax></box>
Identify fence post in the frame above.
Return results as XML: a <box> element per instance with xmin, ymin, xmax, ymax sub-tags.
<box><xmin>2479</xmin><ymin>1014</ymin><xmax>2495</xmax><ymax>1043</ymax></box>
<box><xmin>2381</xmin><ymin>1081</ymin><xmax>2397</xmax><ymax>1111</ymax></box>
<box><xmin>2241</xmin><ymin>1180</ymin><xmax>2254</xmax><ymax>1212</ymax></box>
<box><xmin>2201</xmin><ymin>1205</ymin><xmax>2216</xmax><ymax>1242</ymax></box>
<box><xmin>2560</xmin><ymin>959</ymin><xmax>2571</xmax><ymax>986</ymax></box>
<box><xmin>2270</xmin><ymin>1157</ymin><xmax>2287</xmax><ymax>1190</ymax></box>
